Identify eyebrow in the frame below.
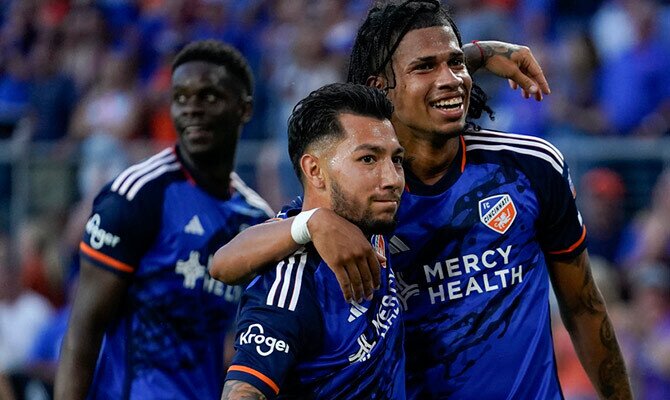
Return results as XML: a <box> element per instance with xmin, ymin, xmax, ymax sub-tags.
<box><xmin>353</xmin><ymin>144</ymin><xmax>405</xmax><ymax>155</ymax></box>
<box><xmin>409</xmin><ymin>50</ymin><xmax>464</xmax><ymax>64</ymax></box>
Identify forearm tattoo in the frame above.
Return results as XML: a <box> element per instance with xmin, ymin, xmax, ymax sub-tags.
<box><xmin>597</xmin><ymin>316</ymin><xmax>631</xmax><ymax>399</ymax></box>
<box><xmin>221</xmin><ymin>380</ymin><xmax>267</xmax><ymax>400</ymax></box>
<box><xmin>558</xmin><ymin>256</ymin><xmax>631</xmax><ymax>399</ymax></box>
<box><xmin>480</xmin><ymin>42</ymin><xmax>517</xmax><ymax>61</ymax></box>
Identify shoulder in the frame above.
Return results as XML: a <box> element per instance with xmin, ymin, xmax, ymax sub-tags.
<box><xmin>463</xmin><ymin>127</ymin><xmax>566</xmax><ymax>176</ymax></box>
<box><xmin>104</xmin><ymin>147</ymin><xmax>184</xmax><ymax>204</ymax></box>
<box><xmin>230</xmin><ymin>172</ymin><xmax>275</xmax><ymax>218</ymax></box>
<box><xmin>245</xmin><ymin>248</ymin><xmax>319</xmax><ymax>312</ymax></box>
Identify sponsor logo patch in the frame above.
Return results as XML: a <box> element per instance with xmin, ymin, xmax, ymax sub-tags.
<box><xmin>86</xmin><ymin>214</ymin><xmax>121</xmax><ymax>250</ymax></box>
<box><xmin>478</xmin><ymin>194</ymin><xmax>517</xmax><ymax>234</ymax></box>
<box><xmin>371</xmin><ymin>235</ymin><xmax>387</xmax><ymax>268</ymax></box>
<box><xmin>239</xmin><ymin>324</ymin><xmax>290</xmax><ymax>356</ymax></box>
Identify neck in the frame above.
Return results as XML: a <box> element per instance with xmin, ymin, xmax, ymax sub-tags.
<box><xmin>397</xmin><ymin>128</ymin><xmax>461</xmax><ymax>186</ymax></box>
<box><xmin>178</xmin><ymin>146</ymin><xmax>236</xmax><ymax>198</ymax></box>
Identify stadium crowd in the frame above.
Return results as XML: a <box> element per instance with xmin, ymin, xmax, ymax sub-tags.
<box><xmin>0</xmin><ymin>0</ymin><xmax>669</xmax><ymax>399</ymax></box>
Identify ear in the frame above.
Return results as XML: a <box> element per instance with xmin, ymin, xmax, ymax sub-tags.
<box><xmin>300</xmin><ymin>153</ymin><xmax>326</xmax><ymax>190</ymax></box>
<box><xmin>239</xmin><ymin>96</ymin><xmax>253</xmax><ymax>123</ymax></box>
<box><xmin>366</xmin><ymin>75</ymin><xmax>386</xmax><ymax>90</ymax></box>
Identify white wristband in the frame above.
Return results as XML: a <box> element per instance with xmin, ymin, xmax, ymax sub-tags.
<box><xmin>291</xmin><ymin>208</ymin><xmax>319</xmax><ymax>245</ymax></box>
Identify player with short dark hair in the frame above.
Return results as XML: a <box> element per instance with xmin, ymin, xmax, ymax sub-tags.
<box><xmin>54</xmin><ymin>40</ymin><xmax>273</xmax><ymax>400</ymax></box>
<box><xmin>211</xmin><ymin>1</ymin><xmax>633</xmax><ymax>399</ymax></box>
<box><xmin>222</xmin><ymin>83</ymin><xmax>406</xmax><ymax>399</ymax></box>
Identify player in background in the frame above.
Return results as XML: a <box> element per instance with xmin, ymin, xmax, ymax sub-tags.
<box><xmin>222</xmin><ymin>83</ymin><xmax>406</xmax><ymax>400</ymax></box>
<box><xmin>210</xmin><ymin>1</ymin><xmax>633</xmax><ymax>399</ymax></box>
<box><xmin>54</xmin><ymin>40</ymin><xmax>273</xmax><ymax>400</ymax></box>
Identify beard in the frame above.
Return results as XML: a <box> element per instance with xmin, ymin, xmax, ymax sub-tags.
<box><xmin>330</xmin><ymin>180</ymin><xmax>398</xmax><ymax>236</ymax></box>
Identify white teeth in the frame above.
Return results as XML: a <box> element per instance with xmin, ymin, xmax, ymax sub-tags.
<box><xmin>432</xmin><ymin>98</ymin><xmax>462</xmax><ymax>108</ymax></box>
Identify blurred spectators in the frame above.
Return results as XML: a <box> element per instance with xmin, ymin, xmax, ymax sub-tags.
<box><xmin>578</xmin><ymin>168</ymin><xmax>627</xmax><ymax>265</ymax></box>
<box><xmin>0</xmin><ymin>2</ymin><xmax>668</xmax><ymax>398</ymax></box>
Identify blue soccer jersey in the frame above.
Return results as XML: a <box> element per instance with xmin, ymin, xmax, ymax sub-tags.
<box><xmin>79</xmin><ymin>147</ymin><xmax>273</xmax><ymax>400</ymax></box>
<box><xmin>227</xmin><ymin>235</ymin><xmax>406</xmax><ymax>399</ymax></box>
<box><xmin>393</xmin><ymin>129</ymin><xmax>586</xmax><ymax>399</ymax></box>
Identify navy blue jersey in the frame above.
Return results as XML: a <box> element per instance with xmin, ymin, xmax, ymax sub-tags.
<box><xmin>394</xmin><ymin>129</ymin><xmax>586</xmax><ymax>399</ymax></box>
<box><xmin>79</xmin><ymin>147</ymin><xmax>273</xmax><ymax>400</ymax></box>
<box><xmin>227</xmin><ymin>235</ymin><xmax>406</xmax><ymax>399</ymax></box>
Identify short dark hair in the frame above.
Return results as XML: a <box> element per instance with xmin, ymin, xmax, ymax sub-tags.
<box><xmin>288</xmin><ymin>83</ymin><xmax>394</xmax><ymax>181</ymax></box>
<box><xmin>172</xmin><ymin>40</ymin><xmax>253</xmax><ymax>97</ymax></box>
<box><xmin>347</xmin><ymin>0</ymin><xmax>493</xmax><ymax>120</ymax></box>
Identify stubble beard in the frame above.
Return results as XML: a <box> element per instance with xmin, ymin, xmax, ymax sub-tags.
<box><xmin>330</xmin><ymin>180</ymin><xmax>397</xmax><ymax>237</ymax></box>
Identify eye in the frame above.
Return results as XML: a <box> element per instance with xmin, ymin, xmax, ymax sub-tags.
<box><xmin>450</xmin><ymin>57</ymin><xmax>465</xmax><ymax>68</ymax></box>
<box><xmin>174</xmin><ymin>94</ymin><xmax>188</xmax><ymax>105</ymax></box>
<box><xmin>392</xmin><ymin>155</ymin><xmax>404</xmax><ymax>165</ymax></box>
<box><xmin>204</xmin><ymin>93</ymin><xmax>218</xmax><ymax>103</ymax></box>
<box><xmin>415</xmin><ymin>62</ymin><xmax>433</xmax><ymax>71</ymax></box>
<box><xmin>360</xmin><ymin>155</ymin><xmax>376</xmax><ymax>164</ymax></box>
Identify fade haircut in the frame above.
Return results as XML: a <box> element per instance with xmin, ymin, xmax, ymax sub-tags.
<box><xmin>172</xmin><ymin>40</ymin><xmax>253</xmax><ymax>97</ymax></box>
<box><xmin>288</xmin><ymin>83</ymin><xmax>394</xmax><ymax>181</ymax></box>
<box><xmin>347</xmin><ymin>0</ymin><xmax>493</xmax><ymax>120</ymax></box>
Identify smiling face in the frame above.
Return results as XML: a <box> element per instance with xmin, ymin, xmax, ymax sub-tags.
<box><xmin>170</xmin><ymin>61</ymin><xmax>250</xmax><ymax>164</ymax></box>
<box><xmin>323</xmin><ymin>113</ymin><xmax>405</xmax><ymax>235</ymax></box>
<box><xmin>384</xmin><ymin>26</ymin><xmax>472</xmax><ymax>140</ymax></box>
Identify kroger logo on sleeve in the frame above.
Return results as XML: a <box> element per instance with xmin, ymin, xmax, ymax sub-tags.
<box><xmin>86</xmin><ymin>214</ymin><xmax>121</xmax><ymax>250</ymax></box>
<box><xmin>239</xmin><ymin>324</ymin><xmax>290</xmax><ymax>356</ymax></box>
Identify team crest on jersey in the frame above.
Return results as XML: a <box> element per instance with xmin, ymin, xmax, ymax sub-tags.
<box><xmin>478</xmin><ymin>194</ymin><xmax>517</xmax><ymax>234</ymax></box>
<box><xmin>371</xmin><ymin>235</ymin><xmax>387</xmax><ymax>268</ymax></box>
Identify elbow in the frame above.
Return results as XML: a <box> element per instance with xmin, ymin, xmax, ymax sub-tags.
<box><xmin>209</xmin><ymin>249</ymin><xmax>246</xmax><ymax>285</ymax></box>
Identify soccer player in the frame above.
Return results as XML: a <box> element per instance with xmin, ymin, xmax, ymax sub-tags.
<box><xmin>222</xmin><ymin>83</ymin><xmax>406</xmax><ymax>399</ymax></box>
<box><xmin>54</xmin><ymin>40</ymin><xmax>274</xmax><ymax>400</ymax></box>
<box><xmin>211</xmin><ymin>1</ymin><xmax>633</xmax><ymax>399</ymax></box>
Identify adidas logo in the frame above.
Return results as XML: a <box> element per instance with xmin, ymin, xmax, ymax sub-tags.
<box><xmin>388</xmin><ymin>236</ymin><xmax>410</xmax><ymax>255</ymax></box>
<box><xmin>184</xmin><ymin>215</ymin><xmax>205</xmax><ymax>236</ymax></box>
<box><xmin>347</xmin><ymin>301</ymin><xmax>369</xmax><ymax>322</ymax></box>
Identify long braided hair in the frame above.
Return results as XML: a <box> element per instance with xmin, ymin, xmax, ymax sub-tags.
<box><xmin>347</xmin><ymin>0</ymin><xmax>493</xmax><ymax>121</ymax></box>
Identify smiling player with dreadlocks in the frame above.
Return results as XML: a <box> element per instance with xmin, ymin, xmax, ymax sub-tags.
<box><xmin>211</xmin><ymin>1</ymin><xmax>633</xmax><ymax>399</ymax></box>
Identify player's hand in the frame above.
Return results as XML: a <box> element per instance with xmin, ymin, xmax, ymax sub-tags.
<box><xmin>472</xmin><ymin>40</ymin><xmax>551</xmax><ymax>101</ymax></box>
<box><xmin>308</xmin><ymin>208</ymin><xmax>384</xmax><ymax>303</ymax></box>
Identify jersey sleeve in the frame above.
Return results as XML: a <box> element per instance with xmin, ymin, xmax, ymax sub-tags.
<box><xmin>79</xmin><ymin>183</ymin><xmax>161</xmax><ymax>276</ymax></box>
<box><xmin>532</xmin><ymin>154</ymin><xmax>587</xmax><ymax>261</ymax></box>
<box><xmin>226</xmin><ymin>250</ymin><xmax>321</xmax><ymax>398</ymax></box>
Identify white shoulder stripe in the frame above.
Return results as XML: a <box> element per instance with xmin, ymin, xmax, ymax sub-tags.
<box><xmin>266</xmin><ymin>260</ymin><xmax>285</xmax><ymax>306</ymax></box>
<box><xmin>111</xmin><ymin>148</ymin><xmax>173</xmax><ymax>192</ymax></box>
<box><xmin>266</xmin><ymin>250</ymin><xmax>307</xmax><ymax>311</ymax></box>
<box><xmin>287</xmin><ymin>253</ymin><xmax>307</xmax><ymax>311</ymax></box>
<box><xmin>117</xmin><ymin>153</ymin><xmax>176</xmax><ymax>196</ymax></box>
<box><xmin>466</xmin><ymin>144</ymin><xmax>563</xmax><ymax>174</ymax></box>
<box><xmin>471</xmin><ymin>130</ymin><xmax>564</xmax><ymax>162</ymax></box>
<box><xmin>230</xmin><ymin>172</ymin><xmax>274</xmax><ymax>217</ymax></box>
<box><xmin>277</xmin><ymin>255</ymin><xmax>297</xmax><ymax>308</ymax></box>
<box><xmin>463</xmin><ymin>134</ymin><xmax>564</xmax><ymax>167</ymax></box>
<box><xmin>124</xmin><ymin>162</ymin><xmax>181</xmax><ymax>201</ymax></box>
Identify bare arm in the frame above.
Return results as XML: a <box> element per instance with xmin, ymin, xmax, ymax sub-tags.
<box><xmin>54</xmin><ymin>260</ymin><xmax>129</xmax><ymax>400</ymax></box>
<box><xmin>548</xmin><ymin>250</ymin><xmax>633</xmax><ymax>399</ymax></box>
<box><xmin>463</xmin><ymin>40</ymin><xmax>550</xmax><ymax>101</ymax></box>
<box><xmin>221</xmin><ymin>380</ymin><xmax>267</xmax><ymax>400</ymax></box>
<box><xmin>210</xmin><ymin>208</ymin><xmax>384</xmax><ymax>303</ymax></box>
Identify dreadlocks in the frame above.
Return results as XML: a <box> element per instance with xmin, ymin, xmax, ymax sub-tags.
<box><xmin>347</xmin><ymin>0</ymin><xmax>493</xmax><ymax>121</ymax></box>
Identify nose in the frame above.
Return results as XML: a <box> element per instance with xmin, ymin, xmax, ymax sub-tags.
<box><xmin>380</xmin><ymin>158</ymin><xmax>404</xmax><ymax>192</ymax></box>
<box><xmin>179</xmin><ymin>96</ymin><xmax>205</xmax><ymax>117</ymax></box>
<box><xmin>435</xmin><ymin>63</ymin><xmax>463</xmax><ymax>90</ymax></box>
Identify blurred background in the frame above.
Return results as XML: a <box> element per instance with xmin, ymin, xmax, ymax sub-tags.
<box><xmin>0</xmin><ymin>0</ymin><xmax>668</xmax><ymax>399</ymax></box>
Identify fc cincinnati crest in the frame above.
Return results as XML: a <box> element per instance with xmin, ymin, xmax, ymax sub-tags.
<box><xmin>478</xmin><ymin>194</ymin><xmax>517</xmax><ymax>234</ymax></box>
<box><xmin>371</xmin><ymin>235</ymin><xmax>387</xmax><ymax>268</ymax></box>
